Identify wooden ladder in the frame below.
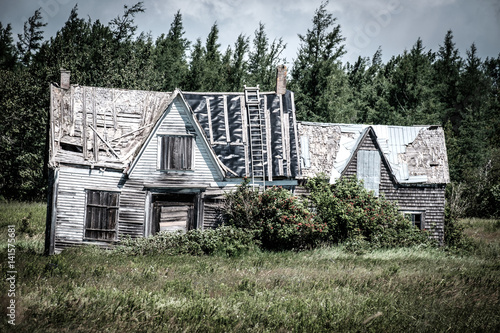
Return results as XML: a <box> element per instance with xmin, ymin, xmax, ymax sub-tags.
<box><xmin>244</xmin><ymin>85</ymin><xmax>266</xmax><ymax>185</ymax></box>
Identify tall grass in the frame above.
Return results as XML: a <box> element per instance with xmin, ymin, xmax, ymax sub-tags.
<box><xmin>1</xmin><ymin>202</ymin><xmax>499</xmax><ymax>332</ymax></box>
<box><xmin>0</xmin><ymin>201</ymin><xmax>46</xmax><ymax>253</ymax></box>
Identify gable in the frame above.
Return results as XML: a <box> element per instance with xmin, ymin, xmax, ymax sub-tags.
<box><xmin>127</xmin><ymin>94</ymin><xmax>225</xmax><ymax>184</ymax></box>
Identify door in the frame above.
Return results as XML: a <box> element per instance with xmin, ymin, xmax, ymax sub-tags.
<box><xmin>151</xmin><ymin>193</ymin><xmax>197</xmax><ymax>235</ymax></box>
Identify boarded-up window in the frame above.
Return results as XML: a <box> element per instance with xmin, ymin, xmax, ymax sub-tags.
<box><xmin>85</xmin><ymin>190</ymin><xmax>119</xmax><ymax>241</ymax></box>
<box><xmin>158</xmin><ymin>135</ymin><xmax>193</xmax><ymax>170</ymax></box>
<box><xmin>356</xmin><ymin>150</ymin><xmax>381</xmax><ymax>196</ymax></box>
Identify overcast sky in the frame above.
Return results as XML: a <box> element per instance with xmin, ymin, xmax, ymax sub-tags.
<box><xmin>1</xmin><ymin>0</ymin><xmax>499</xmax><ymax>67</ymax></box>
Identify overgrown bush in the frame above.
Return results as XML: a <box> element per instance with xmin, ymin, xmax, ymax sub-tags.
<box><xmin>444</xmin><ymin>205</ymin><xmax>475</xmax><ymax>252</ymax></box>
<box><xmin>117</xmin><ymin>225</ymin><xmax>256</xmax><ymax>257</ymax></box>
<box><xmin>224</xmin><ymin>178</ymin><xmax>325</xmax><ymax>250</ymax></box>
<box><xmin>306</xmin><ymin>174</ymin><xmax>433</xmax><ymax>249</ymax></box>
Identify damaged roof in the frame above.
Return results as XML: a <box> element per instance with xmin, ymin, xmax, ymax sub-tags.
<box><xmin>49</xmin><ymin>84</ymin><xmax>299</xmax><ymax>180</ymax></box>
<box><xmin>298</xmin><ymin>122</ymin><xmax>450</xmax><ymax>184</ymax></box>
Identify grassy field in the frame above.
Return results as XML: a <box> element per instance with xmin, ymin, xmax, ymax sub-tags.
<box><xmin>1</xmin><ymin>202</ymin><xmax>499</xmax><ymax>332</ymax></box>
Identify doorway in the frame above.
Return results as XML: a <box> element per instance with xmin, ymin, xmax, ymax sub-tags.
<box><xmin>150</xmin><ymin>193</ymin><xmax>197</xmax><ymax>235</ymax></box>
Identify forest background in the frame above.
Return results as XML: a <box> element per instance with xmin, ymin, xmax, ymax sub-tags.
<box><xmin>0</xmin><ymin>2</ymin><xmax>498</xmax><ymax>218</ymax></box>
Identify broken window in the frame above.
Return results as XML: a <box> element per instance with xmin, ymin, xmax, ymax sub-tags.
<box><xmin>357</xmin><ymin>150</ymin><xmax>381</xmax><ymax>196</ymax></box>
<box><xmin>84</xmin><ymin>190</ymin><xmax>119</xmax><ymax>241</ymax></box>
<box><xmin>404</xmin><ymin>212</ymin><xmax>424</xmax><ymax>230</ymax></box>
<box><xmin>157</xmin><ymin>135</ymin><xmax>194</xmax><ymax>171</ymax></box>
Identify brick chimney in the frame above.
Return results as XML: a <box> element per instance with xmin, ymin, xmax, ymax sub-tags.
<box><xmin>60</xmin><ymin>68</ymin><xmax>70</xmax><ymax>89</ymax></box>
<box><xmin>276</xmin><ymin>65</ymin><xmax>287</xmax><ymax>95</ymax></box>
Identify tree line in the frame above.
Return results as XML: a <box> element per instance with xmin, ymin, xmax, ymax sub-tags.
<box><xmin>0</xmin><ymin>1</ymin><xmax>498</xmax><ymax>217</ymax></box>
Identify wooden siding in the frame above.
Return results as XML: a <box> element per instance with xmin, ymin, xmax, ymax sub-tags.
<box><xmin>129</xmin><ymin>98</ymin><xmax>222</xmax><ymax>186</ymax></box>
<box><xmin>54</xmin><ymin>166</ymin><xmax>146</xmax><ymax>253</ymax></box>
<box><xmin>342</xmin><ymin>131</ymin><xmax>445</xmax><ymax>243</ymax></box>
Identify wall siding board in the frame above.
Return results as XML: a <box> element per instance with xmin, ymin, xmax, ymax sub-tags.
<box><xmin>342</xmin><ymin>131</ymin><xmax>445</xmax><ymax>243</ymax></box>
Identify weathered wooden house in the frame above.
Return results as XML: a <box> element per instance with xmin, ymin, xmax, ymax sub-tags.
<box><xmin>45</xmin><ymin>68</ymin><xmax>449</xmax><ymax>254</ymax></box>
<box><xmin>297</xmin><ymin>122</ymin><xmax>450</xmax><ymax>242</ymax></box>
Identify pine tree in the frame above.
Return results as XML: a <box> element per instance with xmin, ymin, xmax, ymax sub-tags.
<box><xmin>0</xmin><ymin>22</ymin><xmax>17</xmax><ymax>69</ymax></box>
<box><xmin>248</xmin><ymin>22</ymin><xmax>286</xmax><ymax>90</ymax></box>
<box><xmin>434</xmin><ymin>30</ymin><xmax>462</xmax><ymax>127</ymax></box>
<box><xmin>227</xmin><ymin>34</ymin><xmax>249</xmax><ymax>91</ymax></box>
<box><xmin>17</xmin><ymin>8</ymin><xmax>47</xmax><ymax>66</ymax></box>
<box><xmin>290</xmin><ymin>1</ymin><xmax>346</xmax><ymax>121</ymax></box>
<box><xmin>154</xmin><ymin>10</ymin><xmax>189</xmax><ymax>91</ymax></box>
<box><xmin>186</xmin><ymin>38</ymin><xmax>205</xmax><ymax>91</ymax></box>
<box><xmin>203</xmin><ymin>23</ymin><xmax>223</xmax><ymax>91</ymax></box>
<box><xmin>385</xmin><ymin>38</ymin><xmax>439</xmax><ymax>125</ymax></box>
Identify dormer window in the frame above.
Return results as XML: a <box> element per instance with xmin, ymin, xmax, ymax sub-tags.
<box><xmin>157</xmin><ymin>135</ymin><xmax>194</xmax><ymax>171</ymax></box>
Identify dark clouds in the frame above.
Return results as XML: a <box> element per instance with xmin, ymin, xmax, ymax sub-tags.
<box><xmin>0</xmin><ymin>0</ymin><xmax>498</xmax><ymax>66</ymax></box>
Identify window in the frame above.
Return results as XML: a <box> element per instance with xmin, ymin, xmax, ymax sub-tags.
<box><xmin>158</xmin><ymin>135</ymin><xmax>193</xmax><ymax>171</ymax></box>
<box><xmin>404</xmin><ymin>212</ymin><xmax>424</xmax><ymax>230</ymax></box>
<box><xmin>300</xmin><ymin>136</ymin><xmax>311</xmax><ymax>169</ymax></box>
<box><xmin>357</xmin><ymin>150</ymin><xmax>381</xmax><ymax>196</ymax></box>
<box><xmin>85</xmin><ymin>190</ymin><xmax>119</xmax><ymax>241</ymax></box>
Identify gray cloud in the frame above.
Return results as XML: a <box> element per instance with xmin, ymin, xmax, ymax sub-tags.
<box><xmin>0</xmin><ymin>0</ymin><xmax>498</xmax><ymax>67</ymax></box>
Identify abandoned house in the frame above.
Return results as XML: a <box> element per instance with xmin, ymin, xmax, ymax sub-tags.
<box><xmin>45</xmin><ymin>67</ymin><xmax>450</xmax><ymax>254</ymax></box>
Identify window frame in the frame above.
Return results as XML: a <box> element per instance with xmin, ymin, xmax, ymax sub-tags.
<box><xmin>157</xmin><ymin>134</ymin><xmax>195</xmax><ymax>171</ymax></box>
<box><xmin>356</xmin><ymin>149</ymin><xmax>381</xmax><ymax>197</ymax></box>
<box><xmin>403</xmin><ymin>211</ymin><xmax>425</xmax><ymax>230</ymax></box>
<box><xmin>84</xmin><ymin>189</ymin><xmax>120</xmax><ymax>241</ymax></box>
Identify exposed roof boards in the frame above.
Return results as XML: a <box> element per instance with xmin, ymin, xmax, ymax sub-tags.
<box><xmin>298</xmin><ymin>122</ymin><xmax>450</xmax><ymax>185</ymax></box>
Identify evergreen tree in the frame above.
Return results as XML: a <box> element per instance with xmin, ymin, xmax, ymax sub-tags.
<box><xmin>227</xmin><ymin>34</ymin><xmax>250</xmax><ymax>91</ymax></box>
<box><xmin>0</xmin><ymin>22</ymin><xmax>17</xmax><ymax>69</ymax></box>
<box><xmin>154</xmin><ymin>10</ymin><xmax>190</xmax><ymax>91</ymax></box>
<box><xmin>322</xmin><ymin>63</ymin><xmax>356</xmax><ymax>123</ymax></box>
<box><xmin>17</xmin><ymin>8</ymin><xmax>47</xmax><ymax>66</ymax></box>
<box><xmin>186</xmin><ymin>38</ymin><xmax>205</xmax><ymax>91</ymax></box>
<box><xmin>109</xmin><ymin>2</ymin><xmax>145</xmax><ymax>42</ymax></box>
<box><xmin>456</xmin><ymin>44</ymin><xmax>491</xmax><ymax>176</ymax></box>
<box><xmin>385</xmin><ymin>38</ymin><xmax>439</xmax><ymax>125</ymax></box>
<box><xmin>434</xmin><ymin>30</ymin><xmax>462</xmax><ymax>127</ymax></box>
<box><xmin>290</xmin><ymin>1</ymin><xmax>346</xmax><ymax>121</ymax></box>
<box><xmin>203</xmin><ymin>22</ymin><xmax>223</xmax><ymax>91</ymax></box>
<box><xmin>248</xmin><ymin>22</ymin><xmax>286</xmax><ymax>90</ymax></box>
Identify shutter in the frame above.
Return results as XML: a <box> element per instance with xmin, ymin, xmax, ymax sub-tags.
<box><xmin>356</xmin><ymin>150</ymin><xmax>381</xmax><ymax>196</ymax></box>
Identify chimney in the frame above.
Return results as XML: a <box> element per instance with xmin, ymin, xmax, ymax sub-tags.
<box><xmin>60</xmin><ymin>68</ymin><xmax>70</xmax><ymax>89</ymax></box>
<box><xmin>276</xmin><ymin>65</ymin><xmax>287</xmax><ymax>95</ymax></box>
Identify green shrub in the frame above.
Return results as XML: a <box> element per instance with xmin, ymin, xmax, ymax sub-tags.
<box><xmin>117</xmin><ymin>225</ymin><xmax>256</xmax><ymax>256</ymax></box>
<box><xmin>306</xmin><ymin>174</ymin><xmax>433</xmax><ymax>249</ymax></box>
<box><xmin>224</xmin><ymin>180</ymin><xmax>325</xmax><ymax>250</ymax></box>
<box><xmin>444</xmin><ymin>205</ymin><xmax>475</xmax><ymax>252</ymax></box>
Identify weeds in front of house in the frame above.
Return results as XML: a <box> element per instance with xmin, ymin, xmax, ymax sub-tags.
<box><xmin>117</xmin><ymin>226</ymin><xmax>257</xmax><ymax>257</ymax></box>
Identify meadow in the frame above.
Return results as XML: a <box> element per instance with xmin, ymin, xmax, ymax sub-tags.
<box><xmin>1</xmin><ymin>201</ymin><xmax>499</xmax><ymax>332</ymax></box>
